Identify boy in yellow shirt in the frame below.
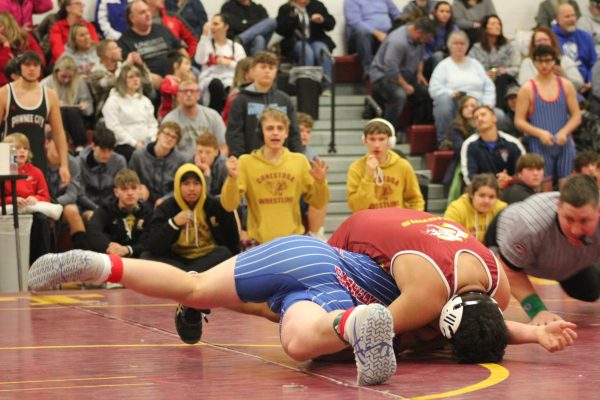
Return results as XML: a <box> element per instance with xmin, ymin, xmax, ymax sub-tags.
<box><xmin>347</xmin><ymin>118</ymin><xmax>424</xmax><ymax>213</ymax></box>
<box><xmin>221</xmin><ymin>108</ymin><xmax>330</xmax><ymax>245</ymax></box>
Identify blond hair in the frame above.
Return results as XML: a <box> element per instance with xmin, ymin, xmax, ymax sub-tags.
<box><xmin>3</xmin><ymin>133</ymin><xmax>32</xmax><ymax>162</ymax></box>
<box><xmin>52</xmin><ymin>56</ymin><xmax>80</xmax><ymax>105</ymax></box>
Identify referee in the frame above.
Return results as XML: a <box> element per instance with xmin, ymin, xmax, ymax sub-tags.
<box><xmin>486</xmin><ymin>174</ymin><xmax>600</xmax><ymax>325</ymax></box>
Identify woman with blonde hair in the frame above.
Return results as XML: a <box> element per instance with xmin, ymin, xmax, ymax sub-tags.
<box><xmin>222</xmin><ymin>56</ymin><xmax>254</xmax><ymax>125</ymax></box>
<box><xmin>0</xmin><ymin>12</ymin><xmax>44</xmax><ymax>86</ymax></box>
<box><xmin>49</xmin><ymin>0</ymin><xmax>99</xmax><ymax>64</ymax></box>
<box><xmin>102</xmin><ymin>64</ymin><xmax>158</xmax><ymax>161</ymax></box>
<box><xmin>42</xmin><ymin>55</ymin><xmax>93</xmax><ymax>148</ymax></box>
<box><xmin>62</xmin><ymin>22</ymin><xmax>100</xmax><ymax>78</ymax></box>
<box><xmin>444</xmin><ymin>173</ymin><xmax>507</xmax><ymax>242</ymax></box>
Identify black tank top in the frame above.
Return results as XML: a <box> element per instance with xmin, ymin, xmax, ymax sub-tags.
<box><xmin>4</xmin><ymin>83</ymin><xmax>49</xmax><ymax>174</ymax></box>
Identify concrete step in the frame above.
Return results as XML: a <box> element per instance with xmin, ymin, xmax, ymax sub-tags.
<box><xmin>314</xmin><ymin>119</ymin><xmax>366</xmax><ymax>130</ymax></box>
<box><xmin>317</xmin><ymin>106</ymin><xmax>365</xmax><ymax>120</ymax></box>
<box><xmin>426</xmin><ymin>198</ymin><xmax>448</xmax><ymax>214</ymax></box>
<box><xmin>292</xmin><ymin>95</ymin><xmax>366</xmax><ymax>107</ymax></box>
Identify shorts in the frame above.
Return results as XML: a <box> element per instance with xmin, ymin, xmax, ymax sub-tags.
<box><xmin>234</xmin><ymin>235</ymin><xmax>363</xmax><ymax>316</ymax></box>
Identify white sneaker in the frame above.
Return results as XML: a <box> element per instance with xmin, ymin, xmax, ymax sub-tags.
<box><xmin>29</xmin><ymin>250</ymin><xmax>110</xmax><ymax>290</ymax></box>
<box><xmin>21</xmin><ymin>202</ymin><xmax>63</xmax><ymax>221</ymax></box>
<box><xmin>345</xmin><ymin>304</ymin><xmax>396</xmax><ymax>386</ymax></box>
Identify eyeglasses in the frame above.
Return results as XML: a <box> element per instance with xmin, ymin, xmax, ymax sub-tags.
<box><xmin>533</xmin><ymin>58</ymin><xmax>556</xmax><ymax>65</ymax></box>
<box><xmin>178</xmin><ymin>88</ymin><xmax>199</xmax><ymax>94</ymax></box>
<box><xmin>161</xmin><ymin>131</ymin><xmax>179</xmax><ymax>140</ymax></box>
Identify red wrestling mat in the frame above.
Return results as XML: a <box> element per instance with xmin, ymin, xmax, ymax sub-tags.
<box><xmin>1</xmin><ymin>282</ymin><xmax>599</xmax><ymax>399</ymax></box>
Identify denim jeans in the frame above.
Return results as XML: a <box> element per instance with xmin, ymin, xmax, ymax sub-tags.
<box><xmin>293</xmin><ymin>40</ymin><xmax>332</xmax><ymax>89</ymax></box>
<box><xmin>372</xmin><ymin>78</ymin><xmax>408</xmax><ymax>132</ymax></box>
<box><xmin>238</xmin><ymin>18</ymin><xmax>277</xmax><ymax>55</ymax></box>
<box><xmin>348</xmin><ymin>29</ymin><xmax>380</xmax><ymax>72</ymax></box>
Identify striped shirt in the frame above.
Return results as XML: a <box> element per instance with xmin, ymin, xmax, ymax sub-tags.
<box><xmin>496</xmin><ymin>192</ymin><xmax>600</xmax><ymax>281</ymax></box>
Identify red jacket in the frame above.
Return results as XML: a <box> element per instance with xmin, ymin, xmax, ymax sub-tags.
<box><xmin>158</xmin><ymin>74</ymin><xmax>179</xmax><ymax>119</ymax></box>
<box><xmin>49</xmin><ymin>18</ymin><xmax>99</xmax><ymax>64</ymax></box>
<box><xmin>0</xmin><ymin>33</ymin><xmax>44</xmax><ymax>87</ymax></box>
<box><xmin>4</xmin><ymin>163</ymin><xmax>51</xmax><ymax>204</ymax></box>
<box><xmin>0</xmin><ymin>0</ymin><xmax>53</xmax><ymax>28</ymax></box>
<box><xmin>160</xmin><ymin>8</ymin><xmax>197</xmax><ymax>57</ymax></box>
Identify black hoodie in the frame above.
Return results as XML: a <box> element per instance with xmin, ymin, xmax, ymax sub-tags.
<box><xmin>225</xmin><ymin>83</ymin><xmax>303</xmax><ymax>157</ymax></box>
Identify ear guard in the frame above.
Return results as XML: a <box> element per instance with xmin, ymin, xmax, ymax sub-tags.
<box><xmin>439</xmin><ymin>293</ymin><xmax>499</xmax><ymax>340</ymax></box>
<box><xmin>363</xmin><ymin>118</ymin><xmax>397</xmax><ymax>147</ymax></box>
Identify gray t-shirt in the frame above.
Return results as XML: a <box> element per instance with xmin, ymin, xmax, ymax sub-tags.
<box><xmin>163</xmin><ymin>105</ymin><xmax>226</xmax><ymax>160</ymax></box>
<box><xmin>496</xmin><ymin>192</ymin><xmax>600</xmax><ymax>281</ymax></box>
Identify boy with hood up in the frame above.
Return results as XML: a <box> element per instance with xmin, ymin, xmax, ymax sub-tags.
<box><xmin>143</xmin><ymin>163</ymin><xmax>239</xmax><ymax>272</ymax></box>
<box><xmin>347</xmin><ymin>118</ymin><xmax>424</xmax><ymax>213</ymax></box>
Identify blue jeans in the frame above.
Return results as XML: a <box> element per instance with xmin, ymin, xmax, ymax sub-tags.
<box><xmin>293</xmin><ymin>41</ymin><xmax>332</xmax><ymax>90</ymax></box>
<box><xmin>372</xmin><ymin>78</ymin><xmax>408</xmax><ymax>132</ymax></box>
<box><xmin>348</xmin><ymin>28</ymin><xmax>379</xmax><ymax>72</ymax></box>
<box><xmin>238</xmin><ymin>18</ymin><xmax>277</xmax><ymax>55</ymax></box>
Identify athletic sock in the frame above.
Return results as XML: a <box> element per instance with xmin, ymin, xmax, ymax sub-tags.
<box><xmin>337</xmin><ymin>306</ymin><xmax>361</xmax><ymax>343</ymax></box>
<box><xmin>106</xmin><ymin>254</ymin><xmax>124</xmax><ymax>283</ymax></box>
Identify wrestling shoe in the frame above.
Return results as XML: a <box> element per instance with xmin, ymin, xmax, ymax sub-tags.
<box><xmin>29</xmin><ymin>250</ymin><xmax>110</xmax><ymax>290</ymax></box>
<box><xmin>346</xmin><ymin>304</ymin><xmax>396</xmax><ymax>386</ymax></box>
<box><xmin>175</xmin><ymin>304</ymin><xmax>211</xmax><ymax>344</ymax></box>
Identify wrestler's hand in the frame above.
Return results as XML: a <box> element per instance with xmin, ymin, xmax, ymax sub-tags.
<box><xmin>530</xmin><ymin>310</ymin><xmax>564</xmax><ymax>326</ymax></box>
<box><xmin>226</xmin><ymin>156</ymin><xmax>239</xmax><ymax>178</ymax></box>
<box><xmin>536</xmin><ymin>320</ymin><xmax>577</xmax><ymax>352</ymax></box>
<box><xmin>309</xmin><ymin>157</ymin><xmax>329</xmax><ymax>181</ymax></box>
<box><xmin>538</xmin><ymin>130</ymin><xmax>554</xmax><ymax>146</ymax></box>
<box><xmin>555</xmin><ymin>129</ymin><xmax>568</xmax><ymax>146</ymax></box>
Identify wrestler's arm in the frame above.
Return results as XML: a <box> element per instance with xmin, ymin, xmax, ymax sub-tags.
<box><xmin>505</xmin><ymin>320</ymin><xmax>577</xmax><ymax>352</ymax></box>
<box><xmin>46</xmin><ymin>88</ymin><xmax>70</xmax><ymax>187</ymax></box>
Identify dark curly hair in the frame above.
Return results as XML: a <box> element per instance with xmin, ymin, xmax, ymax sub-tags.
<box><xmin>450</xmin><ymin>292</ymin><xmax>508</xmax><ymax>363</ymax></box>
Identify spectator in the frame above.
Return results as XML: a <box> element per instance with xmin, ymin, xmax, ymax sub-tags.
<box><xmin>220</xmin><ymin>0</ymin><xmax>277</xmax><ymax>56</ymax></box>
<box><xmin>343</xmin><ymin>0</ymin><xmax>401</xmax><ymax>74</ymax></box>
<box><xmin>452</xmin><ymin>0</ymin><xmax>496</xmax><ymax>46</ymax></box>
<box><xmin>399</xmin><ymin>0</ymin><xmax>437</xmax><ymax>22</ymax></box>
<box><xmin>369</xmin><ymin>18</ymin><xmax>437</xmax><ymax>133</ymax></box>
<box><xmin>41</xmin><ymin>56</ymin><xmax>93</xmax><ymax>149</ymax></box>
<box><xmin>163</xmin><ymin>77</ymin><xmax>228</xmax><ymax>160</ymax></box>
<box><xmin>144</xmin><ymin>0</ymin><xmax>198</xmax><ymax>57</ymax></box>
<box><xmin>429</xmin><ymin>30</ymin><xmax>496</xmax><ymax>145</ymax></box>
<box><xmin>118</xmin><ymin>0</ymin><xmax>182</xmax><ymax>82</ymax></box>
<box><xmin>347</xmin><ymin>118</ymin><xmax>424</xmax><ymax>213</ymax></box>
<box><xmin>195</xmin><ymin>14</ymin><xmax>247</xmax><ymax>114</ymax></box>
<box><xmin>498</xmin><ymin>85</ymin><xmax>524</xmax><ymax>141</ymax></box>
<box><xmin>225</xmin><ymin>51</ymin><xmax>303</xmax><ymax>157</ymax></box>
<box><xmin>129</xmin><ymin>121</ymin><xmax>187</xmax><ymax>206</ymax></box>
<box><xmin>36</xmin><ymin>2</ymin><xmax>61</xmax><ymax>61</ymax></box>
<box><xmin>102</xmin><ymin>64</ymin><xmax>159</xmax><ymax>161</ymax></box>
<box><xmin>518</xmin><ymin>26</ymin><xmax>583</xmax><ymax>91</ymax></box>
<box><xmin>536</xmin><ymin>0</ymin><xmax>581</xmax><ymax>28</ymax></box>
<box><xmin>49</xmin><ymin>0</ymin><xmax>99</xmax><ymax>65</ymax></box>
<box><xmin>222</xmin><ymin>56</ymin><xmax>254</xmax><ymax>125</ymax></box>
<box><xmin>220</xmin><ymin>108</ymin><xmax>329</xmax><ymax>247</ymax></box>
<box><xmin>577</xmin><ymin>0</ymin><xmax>600</xmax><ymax>55</ymax></box>
<box><xmin>95</xmin><ymin>0</ymin><xmax>128</xmax><ymax>40</ymax></box>
<box><xmin>423</xmin><ymin>1</ymin><xmax>458</xmax><ymax>79</ymax></box>
<box><xmin>0</xmin><ymin>51</ymin><xmax>70</xmax><ymax>180</ymax></box>
<box><xmin>158</xmin><ymin>53</ymin><xmax>194</xmax><ymax>119</ymax></box>
<box><xmin>501</xmin><ymin>153</ymin><xmax>545</xmax><ymax>204</ymax></box>
<box><xmin>468</xmin><ymin>14</ymin><xmax>520</xmax><ymax>105</ymax></box>
<box><xmin>515</xmin><ymin>45</ymin><xmax>581</xmax><ymax>191</ymax></box>
<box><xmin>194</xmin><ymin>132</ymin><xmax>228</xmax><ymax>197</ymax></box>
<box><xmin>45</xmin><ymin>130</ymin><xmax>89</xmax><ymax>250</ymax></box>
<box><xmin>573</xmin><ymin>149</ymin><xmax>599</xmax><ymax>180</ymax></box>
<box><xmin>77</xmin><ymin>125</ymin><xmax>127</xmax><ymax>221</ymax></box>
<box><xmin>165</xmin><ymin>0</ymin><xmax>207</xmax><ymax>38</ymax></box>
<box><xmin>0</xmin><ymin>12</ymin><xmax>44</xmax><ymax>87</ymax></box>
<box><xmin>3</xmin><ymin>133</ymin><xmax>55</xmax><ymax>264</ymax></box>
<box><xmin>297</xmin><ymin>111</ymin><xmax>327</xmax><ymax>240</ymax></box>
<box><xmin>275</xmin><ymin>0</ymin><xmax>336</xmax><ymax>94</ymax></box>
<box><xmin>62</xmin><ymin>22</ymin><xmax>100</xmax><ymax>78</ymax></box>
<box><xmin>444</xmin><ymin>173</ymin><xmax>507</xmax><ymax>242</ymax></box>
<box><xmin>87</xmin><ymin>169</ymin><xmax>153</xmax><ymax>258</ymax></box>
<box><xmin>0</xmin><ymin>0</ymin><xmax>53</xmax><ymax>29</ymax></box>
<box><xmin>143</xmin><ymin>163</ymin><xmax>239</xmax><ymax>272</ymax></box>
<box><xmin>444</xmin><ymin>95</ymin><xmax>478</xmax><ymax>203</ymax></box>
<box><xmin>552</xmin><ymin>3</ymin><xmax>597</xmax><ymax>92</ymax></box>
<box><xmin>461</xmin><ymin>105</ymin><xmax>525</xmax><ymax>186</ymax></box>
<box><xmin>88</xmin><ymin>39</ymin><xmax>154</xmax><ymax>120</ymax></box>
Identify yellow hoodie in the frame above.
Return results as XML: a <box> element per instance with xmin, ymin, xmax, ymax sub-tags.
<box><xmin>347</xmin><ymin>150</ymin><xmax>425</xmax><ymax>213</ymax></box>
<box><xmin>172</xmin><ymin>163</ymin><xmax>217</xmax><ymax>259</ymax></box>
<box><xmin>221</xmin><ymin>147</ymin><xmax>329</xmax><ymax>243</ymax></box>
<box><xmin>444</xmin><ymin>193</ymin><xmax>507</xmax><ymax>242</ymax></box>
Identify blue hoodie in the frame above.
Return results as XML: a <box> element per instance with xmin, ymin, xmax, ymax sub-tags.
<box><xmin>552</xmin><ymin>25</ymin><xmax>597</xmax><ymax>82</ymax></box>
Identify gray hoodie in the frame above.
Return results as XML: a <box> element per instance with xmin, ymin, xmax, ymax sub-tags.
<box><xmin>77</xmin><ymin>146</ymin><xmax>127</xmax><ymax>210</ymax></box>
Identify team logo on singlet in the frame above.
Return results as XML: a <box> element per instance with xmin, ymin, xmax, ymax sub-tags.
<box><xmin>426</xmin><ymin>223</ymin><xmax>469</xmax><ymax>242</ymax></box>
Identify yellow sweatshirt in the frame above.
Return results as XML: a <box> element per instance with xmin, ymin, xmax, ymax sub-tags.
<box><xmin>221</xmin><ymin>147</ymin><xmax>329</xmax><ymax>243</ymax></box>
<box><xmin>347</xmin><ymin>150</ymin><xmax>425</xmax><ymax>213</ymax></box>
<box><xmin>172</xmin><ymin>163</ymin><xmax>217</xmax><ymax>259</ymax></box>
<box><xmin>444</xmin><ymin>193</ymin><xmax>507</xmax><ymax>242</ymax></box>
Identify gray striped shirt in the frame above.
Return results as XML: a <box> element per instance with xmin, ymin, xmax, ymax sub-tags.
<box><xmin>496</xmin><ymin>192</ymin><xmax>600</xmax><ymax>281</ymax></box>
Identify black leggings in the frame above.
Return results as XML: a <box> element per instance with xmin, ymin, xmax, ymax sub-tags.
<box><xmin>143</xmin><ymin>246</ymin><xmax>232</xmax><ymax>273</ymax></box>
<box><xmin>61</xmin><ymin>107</ymin><xmax>88</xmax><ymax>146</ymax></box>
<box><xmin>207</xmin><ymin>78</ymin><xmax>228</xmax><ymax>114</ymax></box>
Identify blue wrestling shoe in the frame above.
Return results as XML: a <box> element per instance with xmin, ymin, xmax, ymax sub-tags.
<box><xmin>346</xmin><ymin>304</ymin><xmax>396</xmax><ymax>386</ymax></box>
<box><xmin>175</xmin><ymin>304</ymin><xmax>211</xmax><ymax>344</ymax></box>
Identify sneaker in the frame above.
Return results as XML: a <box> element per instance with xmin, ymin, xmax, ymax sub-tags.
<box><xmin>346</xmin><ymin>304</ymin><xmax>396</xmax><ymax>386</ymax></box>
<box><xmin>322</xmin><ymin>89</ymin><xmax>332</xmax><ymax>97</ymax></box>
<box><xmin>28</xmin><ymin>250</ymin><xmax>109</xmax><ymax>290</ymax></box>
<box><xmin>175</xmin><ymin>304</ymin><xmax>210</xmax><ymax>344</ymax></box>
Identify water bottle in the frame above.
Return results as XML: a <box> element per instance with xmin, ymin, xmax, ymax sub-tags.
<box><xmin>9</xmin><ymin>144</ymin><xmax>18</xmax><ymax>175</ymax></box>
